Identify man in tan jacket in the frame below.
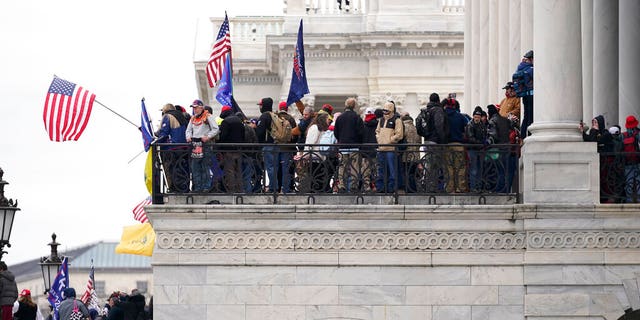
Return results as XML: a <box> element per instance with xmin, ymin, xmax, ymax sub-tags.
<box><xmin>375</xmin><ymin>101</ymin><xmax>404</xmax><ymax>192</ymax></box>
<box><xmin>498</xmin><ymin>81</ymin><xmax>521</xmax><ymax>121</ymax></box>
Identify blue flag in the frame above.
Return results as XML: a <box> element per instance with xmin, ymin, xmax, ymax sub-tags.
<box><xmin>141</xmin><ymin>98</ymin><xmax>154</xmax><ymax>151</ymax></box>
<box><xmin>215</xmin><ymin>53</ymin><xmax>233</xmax><ymax>107</ymax></box>
<box><xmin>286</xmin><ymin>20</ymin><xmax>310</xmax><ymax>106</ymax></box>
<box><xmin>47</xmin><ymin>257</ymin><xmax>69</xmax><ymax>320</ymax></box>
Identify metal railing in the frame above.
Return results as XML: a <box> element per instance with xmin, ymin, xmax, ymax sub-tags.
<box><xmin>150</xmin><ymin>143</ymin><xmax>520</xmax><ymax>204</ymax></box>
<box><xmin>599</xmin><ymin>152</ymin><xmax>640</xmax><ymax>203</ymax></box>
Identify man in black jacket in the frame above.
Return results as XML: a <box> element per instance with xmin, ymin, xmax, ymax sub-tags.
<box><xmin>334</xmin><ymin>97</ymin><xmax>364</xmax><ymax>192</ymax></box>
<box><xmin>219</xmin><ymin>105</ymin><xmax>246</xmax><ymax>192</ymax></box>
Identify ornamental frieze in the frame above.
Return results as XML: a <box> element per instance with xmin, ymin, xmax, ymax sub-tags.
<box><xmin>156</xmin><ymin>232</ymin><xmax>526</xmax><ymax>251</ymax></box>
<box><xmin>528</xmin><ymin>232</ymin><xmax>640</xmax><ymax>249</ymax></box>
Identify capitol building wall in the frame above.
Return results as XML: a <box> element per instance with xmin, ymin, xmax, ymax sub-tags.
<box><xmin>148</xmin><ymin>0</ymin><xmax>640</xmax><ymax>319</ymax></box>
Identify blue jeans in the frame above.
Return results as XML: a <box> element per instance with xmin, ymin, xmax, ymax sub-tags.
<box><xmin>375</xmin><ymin>151</ymin><xmax>398</xmax><ymax>192</ymax></box>
<box><xmin>468</xmin><ymin>149</ymin><xmax>482</xmax><ymax>191</ymax></box>
<box><xmin>262</xmin><ymin>146</ymin><xmax>292</xmax><ymax>193</ymax></box>
<box><xmin>190</xmin><ymin>156</ymin><xmax>212</xmax><ymax>192</ymax></box>
<box><xmin>625</xmin><ymin>164</ymin><xmax>640</xmax><ymax>203</ymax></box>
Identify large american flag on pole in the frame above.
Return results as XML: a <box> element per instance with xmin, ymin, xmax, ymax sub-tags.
<box><xmin>80</xmin><ymin>260</ymin><xmax>100</xmax><ymax>311</ymax></box>
<box><xmin>132</xmin><ymin>196</ymin><xmax>152</xmax><ymax>223</ymax></box>
<box><xmin>205</xmin><ymin>13</ymin><xmax>231</xmax><ymax>88</ymax></box>
<box><xmin>43</xmin><ymin>76</ymin><xmax>96</xmax><ymax>141</ymax></box>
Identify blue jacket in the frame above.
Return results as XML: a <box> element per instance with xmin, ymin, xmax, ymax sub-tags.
<box><xmin>445</xmin><ymin>108</ymin><xmax>468</xmax><ymax>143</ymax></box>
<box><xmin>513</xmin><ymin>61</ymin><xmax>534</xmax><ymax>97</ymax></box>
<box><xmin>157</xmin><ymin>110</ymin><xmax>188</xmax><ymax>144</ymax></box>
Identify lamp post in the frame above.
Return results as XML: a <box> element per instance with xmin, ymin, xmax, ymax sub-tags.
<box><xmin>39</xmin><ymin>233</ymin><xmax>63</xmax><ymax>294</ymax></box>
<box><xmin>0</xmin><ymin>167</ymin><xmax>19</xmax><ymax>261</ymax></box>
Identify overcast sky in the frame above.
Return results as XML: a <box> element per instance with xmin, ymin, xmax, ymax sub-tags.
<box><xmin>0</xmin><ymin>0</ymin><xmax>281</xmax><ymax>266</ymax></box>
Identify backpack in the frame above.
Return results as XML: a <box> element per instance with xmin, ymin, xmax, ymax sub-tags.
<box><xmin>416</xmin><ymin>106</ymin><xmax>449</xmax><ymax>144</ymax></box>
<box><xmin>269</xmin><ymin>112</ymin><xmax>293</xmax><ymax>143</ymax></box>
<box><xmin>512</xmin><ymin>65</ymin><xmax>533</xmax><ymax>97</ymax></box>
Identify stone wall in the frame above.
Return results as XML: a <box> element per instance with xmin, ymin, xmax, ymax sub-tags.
<box><xmin>148</xmin><ymin>203</ymin><xmax>640</xmax><ymax>320</ymax></box>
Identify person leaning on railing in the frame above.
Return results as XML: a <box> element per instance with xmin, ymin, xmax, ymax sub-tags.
<box><xmin>185</xmin><ymin>99</ymin><xmax>220</xmax><ymax>193</ymax></box>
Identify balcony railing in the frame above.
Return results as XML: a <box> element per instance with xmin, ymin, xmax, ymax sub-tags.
<box><xmin>150</xmin><ymin>143</ymin><xmax>520</xmax><ymax>204</ymax></box>
<box><xmin>599</xmin><ymin>152</ymin><xmax>640</xmax><ymax>203</ymax></box>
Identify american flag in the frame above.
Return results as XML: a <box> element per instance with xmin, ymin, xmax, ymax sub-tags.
<box><xmin>132</xmin><ymin>196</ymin><xmax>152</xmax><ymax>223</ymax></box>
<box><xmin>80</xmin><ymin>260</ymin><xmax>100</xmax><ymax>311</ymax></box>
<box><xmin>43</xmin><ymin>76</ymin><xmax>96</xmax><ymax>141</ymax></box>
<box><xmin>205</xmin><ymin>13</ymin><xmax>231</xmax><ymax>88</ymax></box>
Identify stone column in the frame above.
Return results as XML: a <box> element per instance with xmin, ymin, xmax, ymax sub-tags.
<box><xmin>471</xmin><ymin>0</ymin><xmax>481</xmax><ymax>108</ymax></box>
<box><xmin>592</xmin><ymin>0</ymin><xmax>618</xmax><ymax>128</ymax></box>
<box><xmin>479</xmin><ymin>0</ymin><xmax>489</xmax><ymax>106</ymax></box>
<box><xmin>522</xmin><ymin>0</ymin><xmax>599</xmax><ymax>204</ymax></box>
<box><xmin>508</xmin><ymin>0</ymin><xmax>521</xmax><ymax>82</ymax></box>
<box><xmin>520</xmin><ymin>0</ymin><xmax>533</xmax><ymax>53</ymax></box>
<box><xmin>464</xmin><ymin>0</ymin><xmax>472</xmax><ymax>112</ymax></box>
<box><xmin>498</xmin><ymin>0</ymin><xmax>510</xmax><ymax>89</ymax></box>
<box><xmin>581</xmin><ymin>0</ymin><xmax>593</xmax><ymax>123</ymax></box>
<box><xmin>488</xmin><ymin>0</ymin><xmax>499</xmax><ymax>103</ymax></box>
<box><xmin>619</xmin><ymin>0</ymin><xmax>640</xmax><ymax>123</ymax></box>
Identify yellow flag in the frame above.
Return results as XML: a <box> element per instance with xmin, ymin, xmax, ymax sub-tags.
<box><xmin>115</xmin><ymin>222</ymin><xmax>155</xmax><ymax>256</ymax></box>
<box><xmin>144</xmin><ymin>151</ymin><xmax>152</xmax><ymax>194</ymax></box>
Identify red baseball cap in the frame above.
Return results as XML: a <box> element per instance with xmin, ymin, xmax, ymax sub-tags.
<box><xmin>221</xmin><ymin>105</ymin><xmax>232</xmax><ymax>113</ymax></box>
<box><xmin>278</xmin><ymin>101</ymin><xmax>288</xmax><ymax>110</ymax></box>
<box><xmin>322</xmin><ymin>104</ymin><xmax>334</xmax><ymax>113</ymax></box>
<box><xmin>20</xmin><ymin>289</ymin><xmax>30</xmax><ymax>297</ymax></box>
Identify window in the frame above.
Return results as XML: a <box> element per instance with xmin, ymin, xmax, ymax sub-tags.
<box><xmin>95</xmin><ymin>281</ymin><xmax>105</xmax><ymax>296</ymax></box>
<box><xmin>136</xmin><ymin>281</ymin><xmax>148</xmax><ymax>294</ymax></box>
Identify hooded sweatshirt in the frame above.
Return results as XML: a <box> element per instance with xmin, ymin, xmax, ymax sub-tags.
<box><xmin>0</xmin><ymin>269</ymin><xmax>17</xmax><ymax>305</ymax></box>
<box><xmin>375</xmin><ymin>103</ymin><xmax>404</xmax><ymax>151</ymax></box>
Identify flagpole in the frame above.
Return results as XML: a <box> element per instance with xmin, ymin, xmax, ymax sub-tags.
<box><xmin>94</xmin><ymin>99</ymin><xmax>139</xmax><ymax>128</ymax></box>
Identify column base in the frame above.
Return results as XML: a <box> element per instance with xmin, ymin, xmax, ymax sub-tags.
<box><xmin>522</xmin><ymin>139</ymin><xmax>599</xmax><ymax>204</ymax></box>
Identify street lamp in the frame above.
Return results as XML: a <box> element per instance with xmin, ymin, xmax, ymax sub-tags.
<box><xmin>0</xmin><ymin>168</ymin><xmax>19</xmax><ymax>261</ymax></box>
<box><xmin>39</xmin><ymin>233</ymin><xmax>63</xmax><ymax>294</ymax></box>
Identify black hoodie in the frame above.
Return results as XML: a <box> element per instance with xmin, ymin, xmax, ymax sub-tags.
<box><xmin>583</xmin><ymin>115</ymin><xmax>613</xmax><ymax>153</ymax></box>
<box><xmin>256</xmin><ymin>102</ymin><xmax>274</xmax><ymax>143</ymax></box>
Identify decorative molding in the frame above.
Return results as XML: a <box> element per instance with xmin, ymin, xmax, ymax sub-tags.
<box><xmin>528</xmin><ymin>232</ymin><xmax>640</xmax><ymax>249</ymax></box>
<box><xmin>234</xmin><ymin>74</ymin><xmax>281</xmax><ymax>84</ymax></box>
<box><xmin>156</xmin><ymin>232</ymin><xmax>526</xmax><ymax>251</ymax></box>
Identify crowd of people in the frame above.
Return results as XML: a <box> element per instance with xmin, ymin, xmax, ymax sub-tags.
<box><xmin>0</xmin><ymin>261</ymin><xmax>151</xmax><ymax>320</ymax></box>
<box><xmin>154</xmin><ymin>90</ymin><xmax>523</xmax><ymax>195</ymax></box>
<box><xmin>581</xmin><ymin>114</ymin><xmax>640</xmax><ymax>203</ymax></box>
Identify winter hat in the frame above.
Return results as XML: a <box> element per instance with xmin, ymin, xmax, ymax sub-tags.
<box><xmin>220</xmin><ymin>105</ymin><xmax>232</xmax><ymax>113</ymax></box>
<box><xmin>191</xmin><ymin>99</ymin><xmax>204</xmax><ymax>107</ymax></box>
<box><xmin>487</xmin><ymin>104</ymin><xmax>498</xmax><ymax>118</ymax></box>
<box><xmin>257</xmin><ymin>98</ymin><xmax>273</xmax><ymax>108</ymax></box>
<box><xmin>502</xmin><ymin>82</ymin><xmax>514</xmax><ymax>90</ymax></box>
<box><xmin>524</xmin><ymin>50</ymin><xmax>533</xmax><ymax>59</ymax></box>
<box><xmin>625</xmin><ymin>115</ymin><xmax>639</xmax><ymax>129</ymax></box>
<box><xmin>609</xmin><ymin>126</ymin><xmax>620</xmax><ymax>135</ymax></box>
<box><xmin>63</xmin><ymin>288</ymin><xmax>76</xmax><ymax>299</ymax></box>
<box><xmin>364</xmin><ymin>107</ymin><xmax>375</xmax><ymax>115</ymax></box>
<box><xmin>278</xmin><ymin>101</ymin><xmax>288</xmax><ymax>111</ymax></box>
<box><xmin>473</xmin><ymin>106</ymin><xmax>483</xmax><ymax>116</ymax></box>
<box><xmin>429</xmin><ymin>93</ymin><xmax>440</xmax><ymax>103</ymax></box>
<box><xmin>322</xmin><ymin>104</ymin><xmax>334</xmax><ymax>114</ymax></box>
<box><xmin>19</xmin><ymin>289</ymin><xmax>31</xmax><ymax>297</ymax></box>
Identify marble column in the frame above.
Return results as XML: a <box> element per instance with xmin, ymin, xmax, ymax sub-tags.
<box><xmin>520</xmin><ymin>0</ymin><xmax>533</xmax><ymax>54</ymax></box>
<box><xmin>464</xmin><ymin>0</ymin><xmax>473</xmax><ymax>112</ymax></box>
<box><xmin>498</xmin><ymin>0</ymin><xmax>510</xmax><ymax>89</ymax></box>
<box><xmin>619</xmin><ymin>0</ymin><xmax>640</xmax><ymax>123</ymax></box>
<box><xmin>471</xmin><ymin>0</ymin><xmax>481</xmax><ymax>107</ymax></box>
<box><xmin>581</xmin><ymin>0</ymin><xmax>593</xmax><ymax>123</ymax></box>
<box><xmin>592</xmin><ymin>0</ymin><xmax>618</xmax><ymax>128</ymax></box>
<box><xmin>488</xmin><ymin>0</ymin><xmax>499</xmax><ymax>104</ymax></box>
<box><xmin>508</xmin><ymin>0</ymin><xmax>521</xmax><ymax>82</ymax></box>
<box><xmin>479</xmin><ymin>0</ymin><xmax>489</xmax><ymax>106</ymax></box>
<box><xmin>523</xmin><ymin>0</ymin><xmax>599</xmax><ymax>204</ymax></box>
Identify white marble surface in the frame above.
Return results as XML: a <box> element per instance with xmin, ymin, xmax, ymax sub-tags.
<box><xmin>618</xmin><ymin>0</ymin><xmax>640</xmax><ymax>124</ymax></box>
<box><xmin>592</xmin><ymin>0</ymin><xmax>619</xmax><ymax>128</ymax></box>
<box><xmin>581</xmin><ymin>0</ymin><xmax>594</xmax><ymax>123</ymax></box>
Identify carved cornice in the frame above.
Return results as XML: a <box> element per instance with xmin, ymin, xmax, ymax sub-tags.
<box><xmin>157</xmin><ymin>232</ymin><xmax>526</xmax><ymax>251</ymax></box>
<box><xmin>528</xmin><ymin>232</ymin><xmax>640</xmax><ymax>249</ymax></box>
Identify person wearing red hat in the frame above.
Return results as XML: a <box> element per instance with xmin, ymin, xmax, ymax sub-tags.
<box><xmin>218</xmin><ymin>105</ymin><xmax>245</xmax><ymax>192</ymax></box>
<box><xmin>622</xmin><ymin>115</ymin><xmax>640</xmax><ymax>202</ymax></box>
<box><xmin>12</xmin><ymin>289</ymin><xmax>42</xmax><ymax>320</ymax></box>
